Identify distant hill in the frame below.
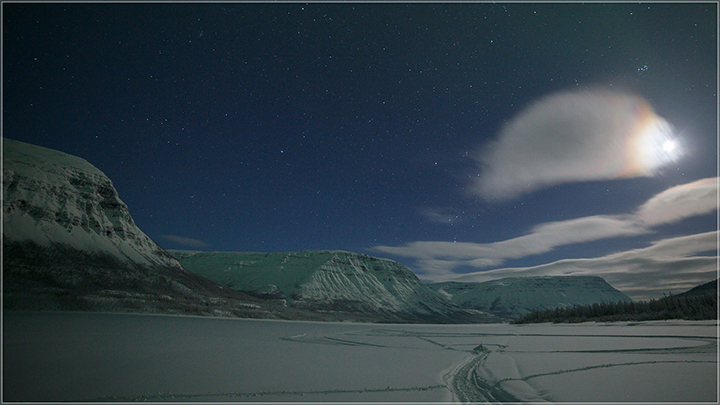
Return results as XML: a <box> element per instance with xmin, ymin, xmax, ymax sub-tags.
<box><xmin>430</xmin><ymin>276</ymin><xmax>632</xmax><ymax>321</ymax></box>
<box><xmin>514</xmin><ymin>279</ymin><xmax>717</xmax><ymax>324</ymax></box>
<box><xmin>678</xmin><ymin>279</ymin><xmax>718</xmax><ymax>297</ymax></box>
<box><xmin>169</xmin><ymin>250</ymin><xmax>495</xmax><ymax>323</ymax></box>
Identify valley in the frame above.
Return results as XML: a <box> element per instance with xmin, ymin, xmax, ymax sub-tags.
<box><xmin>3</xmin><ymin>139</ymin><xmax>717</xmax><ymax>403</ymax></box>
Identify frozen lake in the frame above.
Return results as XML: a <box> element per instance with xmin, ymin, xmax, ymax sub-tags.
<box><xmin>4</xmin><ymin>311</ymin><xmax>717</xmax><ymax>402</ymax></box>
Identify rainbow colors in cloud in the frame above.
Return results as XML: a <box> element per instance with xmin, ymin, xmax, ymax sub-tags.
<box><xmin>472</xmin><ymin>90</ymin><xmax>681</xmax><ymax>200</ymax></box>
<box><xmin>624</xmin><ymin>96</ymin><xmax>680</xmax><ymax>177</ymax></box>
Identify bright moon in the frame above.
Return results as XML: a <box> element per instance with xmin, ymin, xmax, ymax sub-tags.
<box><xmin>634</xmin><ymin>116</ymin><xmax>682</xmax><ymax>172</ymax></box>
<box><xmin>662</xmin><ymin>139</ymin><xmax>677</xmax><ymax>153</ymax></box>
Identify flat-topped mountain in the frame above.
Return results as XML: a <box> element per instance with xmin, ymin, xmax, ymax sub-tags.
<box><xmin>430</xmin><ymin>276</ymin><xmax>632</xmax><ymax>320</ymax></box>
<box><xmin>2</xmin><ymin>139</ymin><xmax>294</xmax><ymax>319</ymax></box>
<box><xmin>170</xmin><ymin>250</ymin><xmax>494</xmax><ymax>323</ymax></box>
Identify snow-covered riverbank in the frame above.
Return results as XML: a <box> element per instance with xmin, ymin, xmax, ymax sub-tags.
<box><xmin>4</xmin><ymin>311</ymin><xmax>716</xmax><ymax>402</ymax></box>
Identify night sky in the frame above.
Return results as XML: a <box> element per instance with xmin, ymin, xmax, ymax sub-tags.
<box><xmin>4</xmin><ymin>3</ymin><xmax>717</xmax><ymax>299</ymax></box>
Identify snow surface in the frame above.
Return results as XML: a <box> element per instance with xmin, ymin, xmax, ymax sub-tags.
<box><xmin>4</xmin><ymin>312</ymin><xmax>717</xmax><ymax>402</ymax></box>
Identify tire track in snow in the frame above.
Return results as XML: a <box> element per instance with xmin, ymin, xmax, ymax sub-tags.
<box><xmin>87</xmin><ymin>384</ymin><xmax>448</xmax><ymax>402</ymax></box>
<box><xmin>498</xmin><ymin>359</ymin><xmax>717</xmax><ymax>385</ymax></box>
<box><xmin>444</xmin><ymin>347</ymin><xmax>521</xmax><ymax>403</ymax></box>
<box><xmin>502</xmin><ymin>335</ymin><xmax>716</xmax><ymax>356</ymax></box>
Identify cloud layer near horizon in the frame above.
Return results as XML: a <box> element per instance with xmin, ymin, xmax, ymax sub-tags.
<box><xmin>160</xmin><ymin>234</ymin><xmax>209</xmax><ymax>248</ymax></box>
<box><xmin>373</xmin><ymin>177</ymin><xmax>718</xmax><ymax>294</ymax></box>
<box><xmin>471</xmin><ymin>90</ymin><xmax>681</xmax><ymax>200</ymax></box>
<box><xmin>375</xmin><ymin>215</ymin><xmax>645</xmax><ymax>269</ymax></box>
<box><xmin>454</xmin><ymin>231</ymin><xmax>718</xmax><ymax>301</ymax></box>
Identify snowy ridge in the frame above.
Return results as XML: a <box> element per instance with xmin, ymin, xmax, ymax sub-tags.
<box><xmin>431</xmin><ymin>276</ymin><xmax>632</xmax><ymax>320</ymax></box>
<box><xmin>1</xmin><ymin>139</ymin><xmax>290</xmax><ymax>319</ymax></box>
<box><xmin>299</xmin><ymin>252</ymin><xmax>449</xmax><ymax>316</ymax></box>
<box><xmin>170</xmin><ymin>250</ymin><xmax>491</xmax><ymax>323</ymax></box>
<box><xmin>3</xmin><ymin>139</ymin><xmax>180</xmax><ymax>269</ymax></box>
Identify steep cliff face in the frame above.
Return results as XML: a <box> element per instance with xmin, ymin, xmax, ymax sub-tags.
<box><xmin>3</xmin><ymin>139</ymin><xmax>179</xmax><ymax>269</ymax></box>
<box><xmin>431</xmin><ymin>276</ymin><xmax>632</xmax><ymax>320</ymax></box>
<box><xmin>2</xmin><ymin>139</ymin><xmax>278</xmax><ymax>318</ymax></box>
<box><xmin>170</xmin><ymin>250</ymin><xmax>494</xmax><ymax>323</ymax></box>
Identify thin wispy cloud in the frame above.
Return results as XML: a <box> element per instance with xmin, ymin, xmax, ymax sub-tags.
<box><xmin>419</xmin><ymin>207</ymin><xmax>463</xmax><ymax>225</ymax></box>
<box><xmin>373</xmin><ymin>177</ymin><xmax>718</xmax><ymax>284</ymax></box>
<box><xmin>453</xmin><ymin>231</ymin><xmax>718</xmax><ymax>301</ymax></box>
<box><xmin>160</xmin><ymin>234</ymin><xmax>209</xmax><ymax>249</ymax></box>
<box><xmin>471</xmin><ymin>89</ymin><xmax>681</xmax><ymax>201</ymax></box>
<box><xmin>636</xmin><ymin>177</ymin><xmax>717</xmax><ymax>226</ymax></box>
<box><xmin>375</xmin><ymin>214</ymin><xmax>644</xmax><ymax>267</ymax></box>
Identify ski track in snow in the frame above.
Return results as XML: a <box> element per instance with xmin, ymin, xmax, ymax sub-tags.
<box><xmin>443</xmin><ymin>329</ymin><xmax>717</xmax><ymax>403</ymax></box>
<box><xmin>92</xmin><ymin>384</ymin><xmax>449</xmax><ymax>402</ymax></box>
<box><xmin>298</xmin><ymin>327</ymin><xmax>718</xmax><ymax>404</ymax></box>
<box><xmin>6</xmin><ymin>313</ymin><xmax>716</xmax><ymax>403</ymax></box>
<box><xmin>84</xmin><ymin>326</ymin><xmax>511</xmax><ymax>402</ymax></box>
<box><xmin>445</xmin><ymin>350</ymin><xmax>510</xmax><ymax>403</ymax></box>
<box><xmin>104</xmin><ymin>327</ymin><xmax>715</xmax><ymax>403</ymax></box>
<box><xmin>85</xmin><ymin>327</ymin><xmax>527</xmax><ymax>403</ymax></box>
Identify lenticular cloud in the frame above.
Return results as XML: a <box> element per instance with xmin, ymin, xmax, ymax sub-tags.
<box><xmin>472</xmin><ymin>90</ymin><xmax>681</xmax><ymax>200</ymax></box>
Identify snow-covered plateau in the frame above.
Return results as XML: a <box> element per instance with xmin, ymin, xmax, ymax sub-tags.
<box><xmin>4</xmin><ymin>311</ymin><xmax>717</xmax><ymax>402</ymax></box>
<box><xmin>170</xmin><ymin>250</ymin><xmax>491</xmax><ymax>323</ymax></box>
<box><xmin>431</xmin><ymin>276</ymin><xmax>632</xmax><ymax>320</ymax></box>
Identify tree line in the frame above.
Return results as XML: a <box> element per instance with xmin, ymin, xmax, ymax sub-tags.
<box><xmin>513</xmin><ymin>289</ymin><xmax>717</xmax><ymax>324</ymax></box>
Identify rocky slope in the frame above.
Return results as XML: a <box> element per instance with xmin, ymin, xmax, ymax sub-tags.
<box><xmin>2</xmin><ymin>139</ymin><xmax>306</xmax><ymax>319</ymax></box>
<box><xmin>430</xmin><ymin>276</ymin><xmax>632</xmax><ymax>320</ymax></box>
<box><xmin>170</xmin><ymin>250</ymin><xmax>495</xmax><ymax>323</ymax></box>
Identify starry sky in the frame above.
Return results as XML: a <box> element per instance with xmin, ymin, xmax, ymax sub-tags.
<box><xmin>4</xmin><ymin>2</ymin><xmax>717</xmax><ymax>299</ymax></box>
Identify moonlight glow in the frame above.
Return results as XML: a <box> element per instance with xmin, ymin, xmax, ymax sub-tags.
<box><xmin>636</xmin><ymin>117</ymin><xmax>682</xmax><ymax>171</ymax></box>
<box><xmin>663</xmin><ymin>139</ymin><xmax>677</xmax><ymax>153</ymax></box>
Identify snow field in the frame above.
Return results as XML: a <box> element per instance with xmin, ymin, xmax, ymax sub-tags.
<box><xmin>3</xmin><ymin>312</ymin><xmax>468</xmax><ymax>402</ymax></box>
<box><xmin>493</xmin><ymin>321</ymin><xmax>718</xmax><ymax>402</ymax></box>
<box><xmin>3</xmin><ymin>312</ymin><xmax>717</xmax><ymax>402</ymax></box>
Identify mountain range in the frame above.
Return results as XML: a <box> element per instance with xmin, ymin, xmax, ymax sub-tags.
<box><xmin>169</xmin><ymin>249</ymin><xmax>491</xmax><ymax>323</ymax></box>
<box><xmin>3</xmin><ymin>139</ymin><xmax>660</xmax><ymax>323</ymax></box>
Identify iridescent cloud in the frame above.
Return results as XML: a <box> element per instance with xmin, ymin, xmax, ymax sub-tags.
<box><xmin>471</xmin><ymin>89</ymin><xmax>681</xmax><ymax>200</ymax></box>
